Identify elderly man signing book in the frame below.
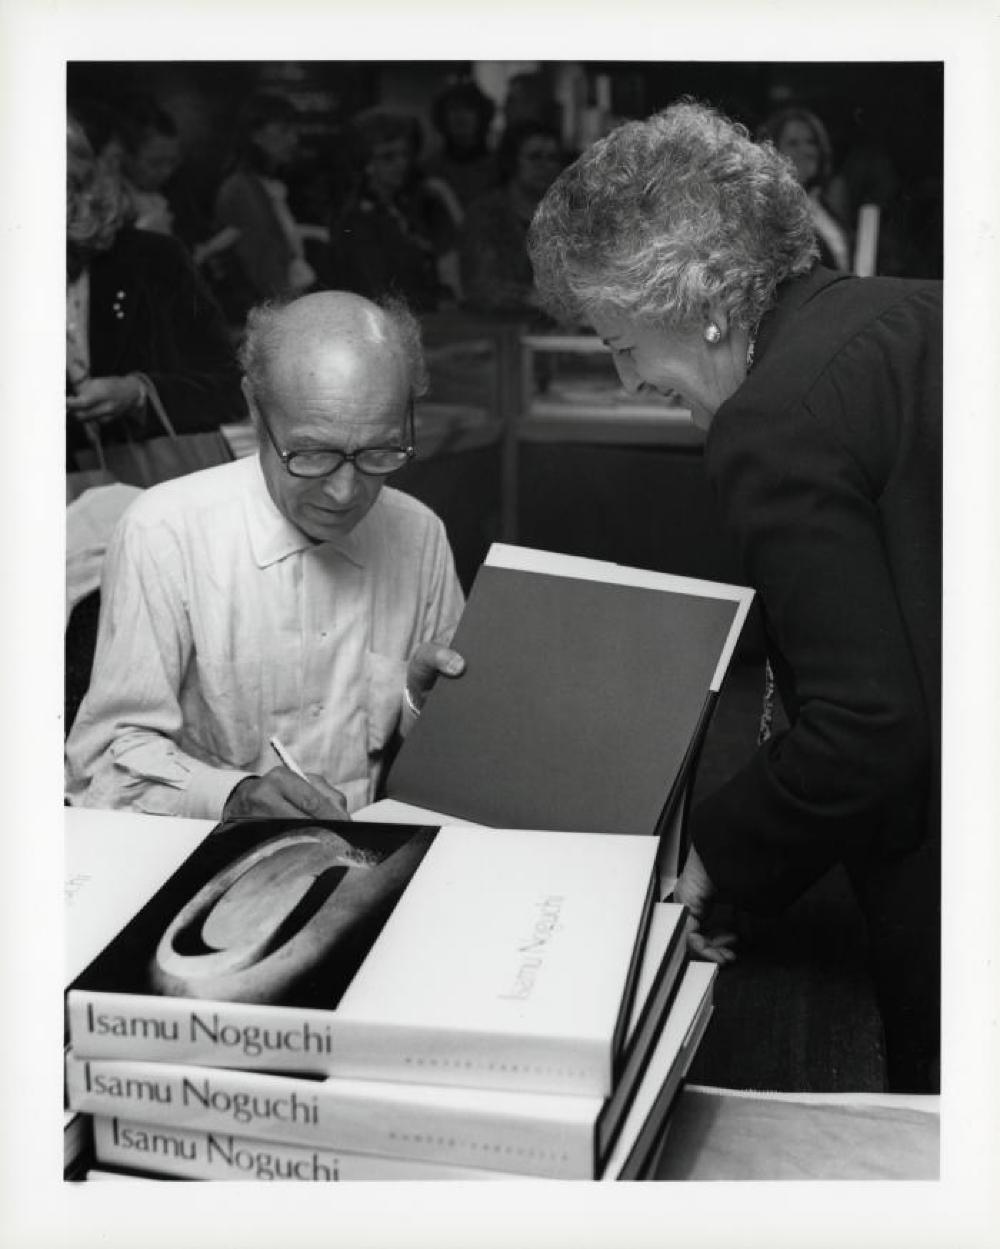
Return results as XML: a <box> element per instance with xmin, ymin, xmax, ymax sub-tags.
<box><xmin>66</xmin><ymin>291</ymin><xmax>465</xmax><ymax>821</ymax></box>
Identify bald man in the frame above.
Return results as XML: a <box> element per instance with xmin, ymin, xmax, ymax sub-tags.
<box><xmin>66</xmin><ymin>292</ymin><xmax>465</xmax><ymax>820</ymax></box>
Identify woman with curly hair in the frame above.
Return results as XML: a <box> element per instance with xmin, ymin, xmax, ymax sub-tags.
<box><xmin>528</xmin><ymin>101</ymin><xmax>941</xmax><ymax>1093</ymax></box>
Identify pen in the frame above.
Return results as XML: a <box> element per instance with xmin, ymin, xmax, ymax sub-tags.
<box><xmin>269</xmin><ymin>736</ymin><xmax>309</xmax><ymax>782</ymax></box>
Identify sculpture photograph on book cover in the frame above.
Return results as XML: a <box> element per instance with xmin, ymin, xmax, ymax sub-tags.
<box><xmin>83</xmin><ymin>818</ymin><xmax>436</xmax><ymax>1011</ymax></box>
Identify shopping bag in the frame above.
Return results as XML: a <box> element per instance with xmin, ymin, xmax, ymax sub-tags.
<box><xmin>71</xmin><ymin>377</ymin><xmax>233</xmax><ymax>488</ymax></box>
<box><xmin>75</xmin><ymin>429</ymin><xmax>233</xmax><ymax>488</ymax></box>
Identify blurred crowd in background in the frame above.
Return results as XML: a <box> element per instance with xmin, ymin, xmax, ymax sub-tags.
<box><xmin>64</xmin><ymin>60</ymin><xmax>946</xmax><ymax>745</ymax></box>
<box><xmin>67</xmin><ymin>60</ymin><xmax>944</xmax><ymax>337</ymax></box>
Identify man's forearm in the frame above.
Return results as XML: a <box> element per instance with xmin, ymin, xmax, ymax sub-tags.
<box><xmin>68</xmin><ymin>730</ymin><xmax>253</xmax><ymax>821</ymax></box>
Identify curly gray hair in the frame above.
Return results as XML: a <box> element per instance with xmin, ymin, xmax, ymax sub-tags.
<box><xmin>239</xmin><ymin>293</ymin><xmax>429</xmax><ymax>406</ymax></box>
<box><xmin>528</xmin><ymin>100</ymin><xmax>818</xmax><ymax>331</ymax></box>
<box><xmin>67</xmin><ymin>115</ymin><xmax>129</xmax><ymax>255</ymax></box>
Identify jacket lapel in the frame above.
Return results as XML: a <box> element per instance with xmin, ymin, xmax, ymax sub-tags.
<box><xmin>87</xmin><ymin>249</ymin><xmax>138</xmax><ymax>375</ymax></box>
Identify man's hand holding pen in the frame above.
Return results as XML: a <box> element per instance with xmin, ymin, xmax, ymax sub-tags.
<box><xmin>221</xmin><ymin>636</ymin><xmax>467</xmax><ymax>823</ymax></box>
<box><xmin>222</xmin><ymin>739</ymin><xmax>350</xmax><ymax>822</ymax></box>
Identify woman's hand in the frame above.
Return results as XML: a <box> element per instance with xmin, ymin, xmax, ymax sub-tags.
<box><xmin>673</xmin><ymin>846</ymin><xmax>738</xmax><ymax>964</ymax></box>
<box><xmin>66</xmin><ymin>375</ymin><xmax>145</xmax><ymax>424</ymax></box>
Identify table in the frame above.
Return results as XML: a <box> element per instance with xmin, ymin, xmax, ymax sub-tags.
<box><xmin>651</xmin><ymin>1085</ymin><xmax>939</xmax><ymax>1180</ymax></box>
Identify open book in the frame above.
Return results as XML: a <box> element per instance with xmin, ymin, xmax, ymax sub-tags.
<box><xmin>368</xmin><ymin>544</ymin><xmax>753</xmax><ymax>890</ymax></box>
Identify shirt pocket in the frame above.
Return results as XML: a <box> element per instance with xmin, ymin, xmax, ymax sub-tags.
<box><xmin>365</xmin><ymin>650</ymin><xmax>405</xmax><ymax>756</ymax></box>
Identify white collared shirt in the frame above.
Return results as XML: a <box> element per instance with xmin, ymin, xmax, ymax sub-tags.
<box><xmin>65</xmin><ymin>455</ymin><xmax>464</xmax><ymax>819</ymax></box>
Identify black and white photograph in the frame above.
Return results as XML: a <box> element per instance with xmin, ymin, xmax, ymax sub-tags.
<box><xmin>2</xmin><ymin>1</ymin><xmax>999</xmax><ymax>1247</ymax></box>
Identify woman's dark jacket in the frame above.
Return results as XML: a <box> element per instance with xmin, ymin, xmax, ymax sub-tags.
<box><xmin>689</xmin><ymin>266</ymin><xmax>942</xmax><ymax>912</ymax></box>
<box><xmin>67</xmin><ymin>227</ymin><xmax>244</xmax><ymax>464</ymax></box>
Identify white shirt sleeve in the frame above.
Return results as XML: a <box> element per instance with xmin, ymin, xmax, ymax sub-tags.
<box><xmin>64</xmin><ymin>510</ymin><xmax>253</xmax><ymax>819</ymax></box>
<box><xmin>397</xmin><ymin>512</ymin><xmax>466</xmax><ymax>739</ymax></box>
<box><xmin>420</xmin><ymin>513</ymin><xmax>465</xmax><ymax>645</ymax></box>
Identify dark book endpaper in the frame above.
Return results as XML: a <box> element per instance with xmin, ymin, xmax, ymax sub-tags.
<box><xmin>388</xmin><ymin>564</ymin><xmax>739</xmax><ymax>836</ymax></box>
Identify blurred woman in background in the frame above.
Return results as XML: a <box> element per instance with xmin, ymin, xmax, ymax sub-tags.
<box><xmin>459</xmin><ymin>119</ymin><xmax>563</xmax><ymax>316</ymax></box>
<box><xmin>66</xmin><ymin>115</ymin><xmax>243</xmax><ymax>468</ymax></box>
<box><xmin>326</xmin><ymin>107</ymin><xmax>461</xmax><ymax>311</ymax></box>
<box><xmin>425</xmin><ymin>78</ymin><xmax>499</xmax><ymax>211</ymax></box>
<box><xmin>212</xmin><ymin>93</ymin><xmax>318</xmax><ymax>319</ymax></box>
<box><xmin>68</xmin><ymin>97</ymin><xmax>127</xmax><ymax>180</ymax></box>
<box><xmin>117</xmin><ymin>97</ymin><xmax>182</xmax><ymax>235</ymax></box>
<box><xmin>760</xmin><ymin>106</ymin><xmax>852</xmax><ymax>271</ymax></box>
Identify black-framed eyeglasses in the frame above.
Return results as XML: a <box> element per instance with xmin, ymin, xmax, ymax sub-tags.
<box><xmin>257</xmin><ymin>399</ymin><xmax>416</xmax><ymax>479</ymax></box>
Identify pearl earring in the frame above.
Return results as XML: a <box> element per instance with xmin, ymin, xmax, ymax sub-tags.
<box><xmin>704</xmin><ymin>323</ymin><xmax>722</xmax><ymax>345</ymax></box>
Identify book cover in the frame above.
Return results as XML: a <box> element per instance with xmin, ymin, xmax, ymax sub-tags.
<box><xmin>67</xmin><ymin>914</ymin><xmax>707</xmax><ymax>1182</ymax></box>
<box><xmin>81</xmin><ymin>1169</ymin><xmax>166</xmax><ymax>1183</ymax></box>
<box><xmin>67</xmin><ymin>818</ymin><xmax>658</xmax><ymax>1096</ymax></box>
<box><xmin>90</xmin><ymin>1116</ymin><xmax>521</xmax><ymax>1182</ymax></box>
<box><xmin>593</xmin><ymin>901</ymin><xmax>689</xmax><ymax>1160</ymax></box>
<box><xmin>84</xmin><ymin>971</ymin><xmax>706</xmax><ymax>1184</ymax></box>
<box><xmin>386</xmin><ymin>544</ymin><xmax>753</xmax><ymax>854</ymax></box>
<box><xmin>356</xmin><ymin>778</ymin><xmax>693</xmax><ymax>898</ymax></box>
<box><xmin>601</xmin><ymin>960</ymin><xmax>716</xmax><ymax>1181</ymax></box>
<box><xmin>65</xmin><ymin>809</ymin><xmax>215</xmax><ymax>985</ymax></box>
<box><xmin>64</xmin><ymin>1110</ymin><xmax>91</xmax><ymax>1178</ymax></box>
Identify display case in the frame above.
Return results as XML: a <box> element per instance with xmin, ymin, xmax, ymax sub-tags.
<box><xmin>392</xmin><ymin>314</ymin><xmax>519</xmax><ymax>588</ymax></box>
<box><xmin>510</xmin><ymin>333</ymin><xmax>746</xmax><ymax>605</ymax></box>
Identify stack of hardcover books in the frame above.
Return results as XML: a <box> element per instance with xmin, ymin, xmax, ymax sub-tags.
<box><xmin>65</xmin><ymin>544</ymin><xmax>751</xmax><ymax>1181</ymax></box>
<box><xmin>65</xmin><ymin>818</ymin><xmax>716</xmax><ymax>1181</ymax></box>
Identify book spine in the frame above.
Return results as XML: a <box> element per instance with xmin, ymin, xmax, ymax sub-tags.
<box><xmin>92</xmin><ymin>1116</ymin><xmax>524</xmax><ymax>1181</ymax></box>
<box><xmin>613</xmin><ymin>1002</ymin><xmax>714</xmax><ymax>1181</ymax></box>
<box><xmin>66</xmin><ymin>990</ymin><xmax>610</xmax><ymax>1096</ymax></box>
<box><xmin>67</xmin><ymin>1056</ymin><xmax>596</xmax><ymax>1180</ymax></box>
<box><xmin>597</xmin><ymin>931</ymin><xmax>689</xmax><ymax>1163</ymax></box>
